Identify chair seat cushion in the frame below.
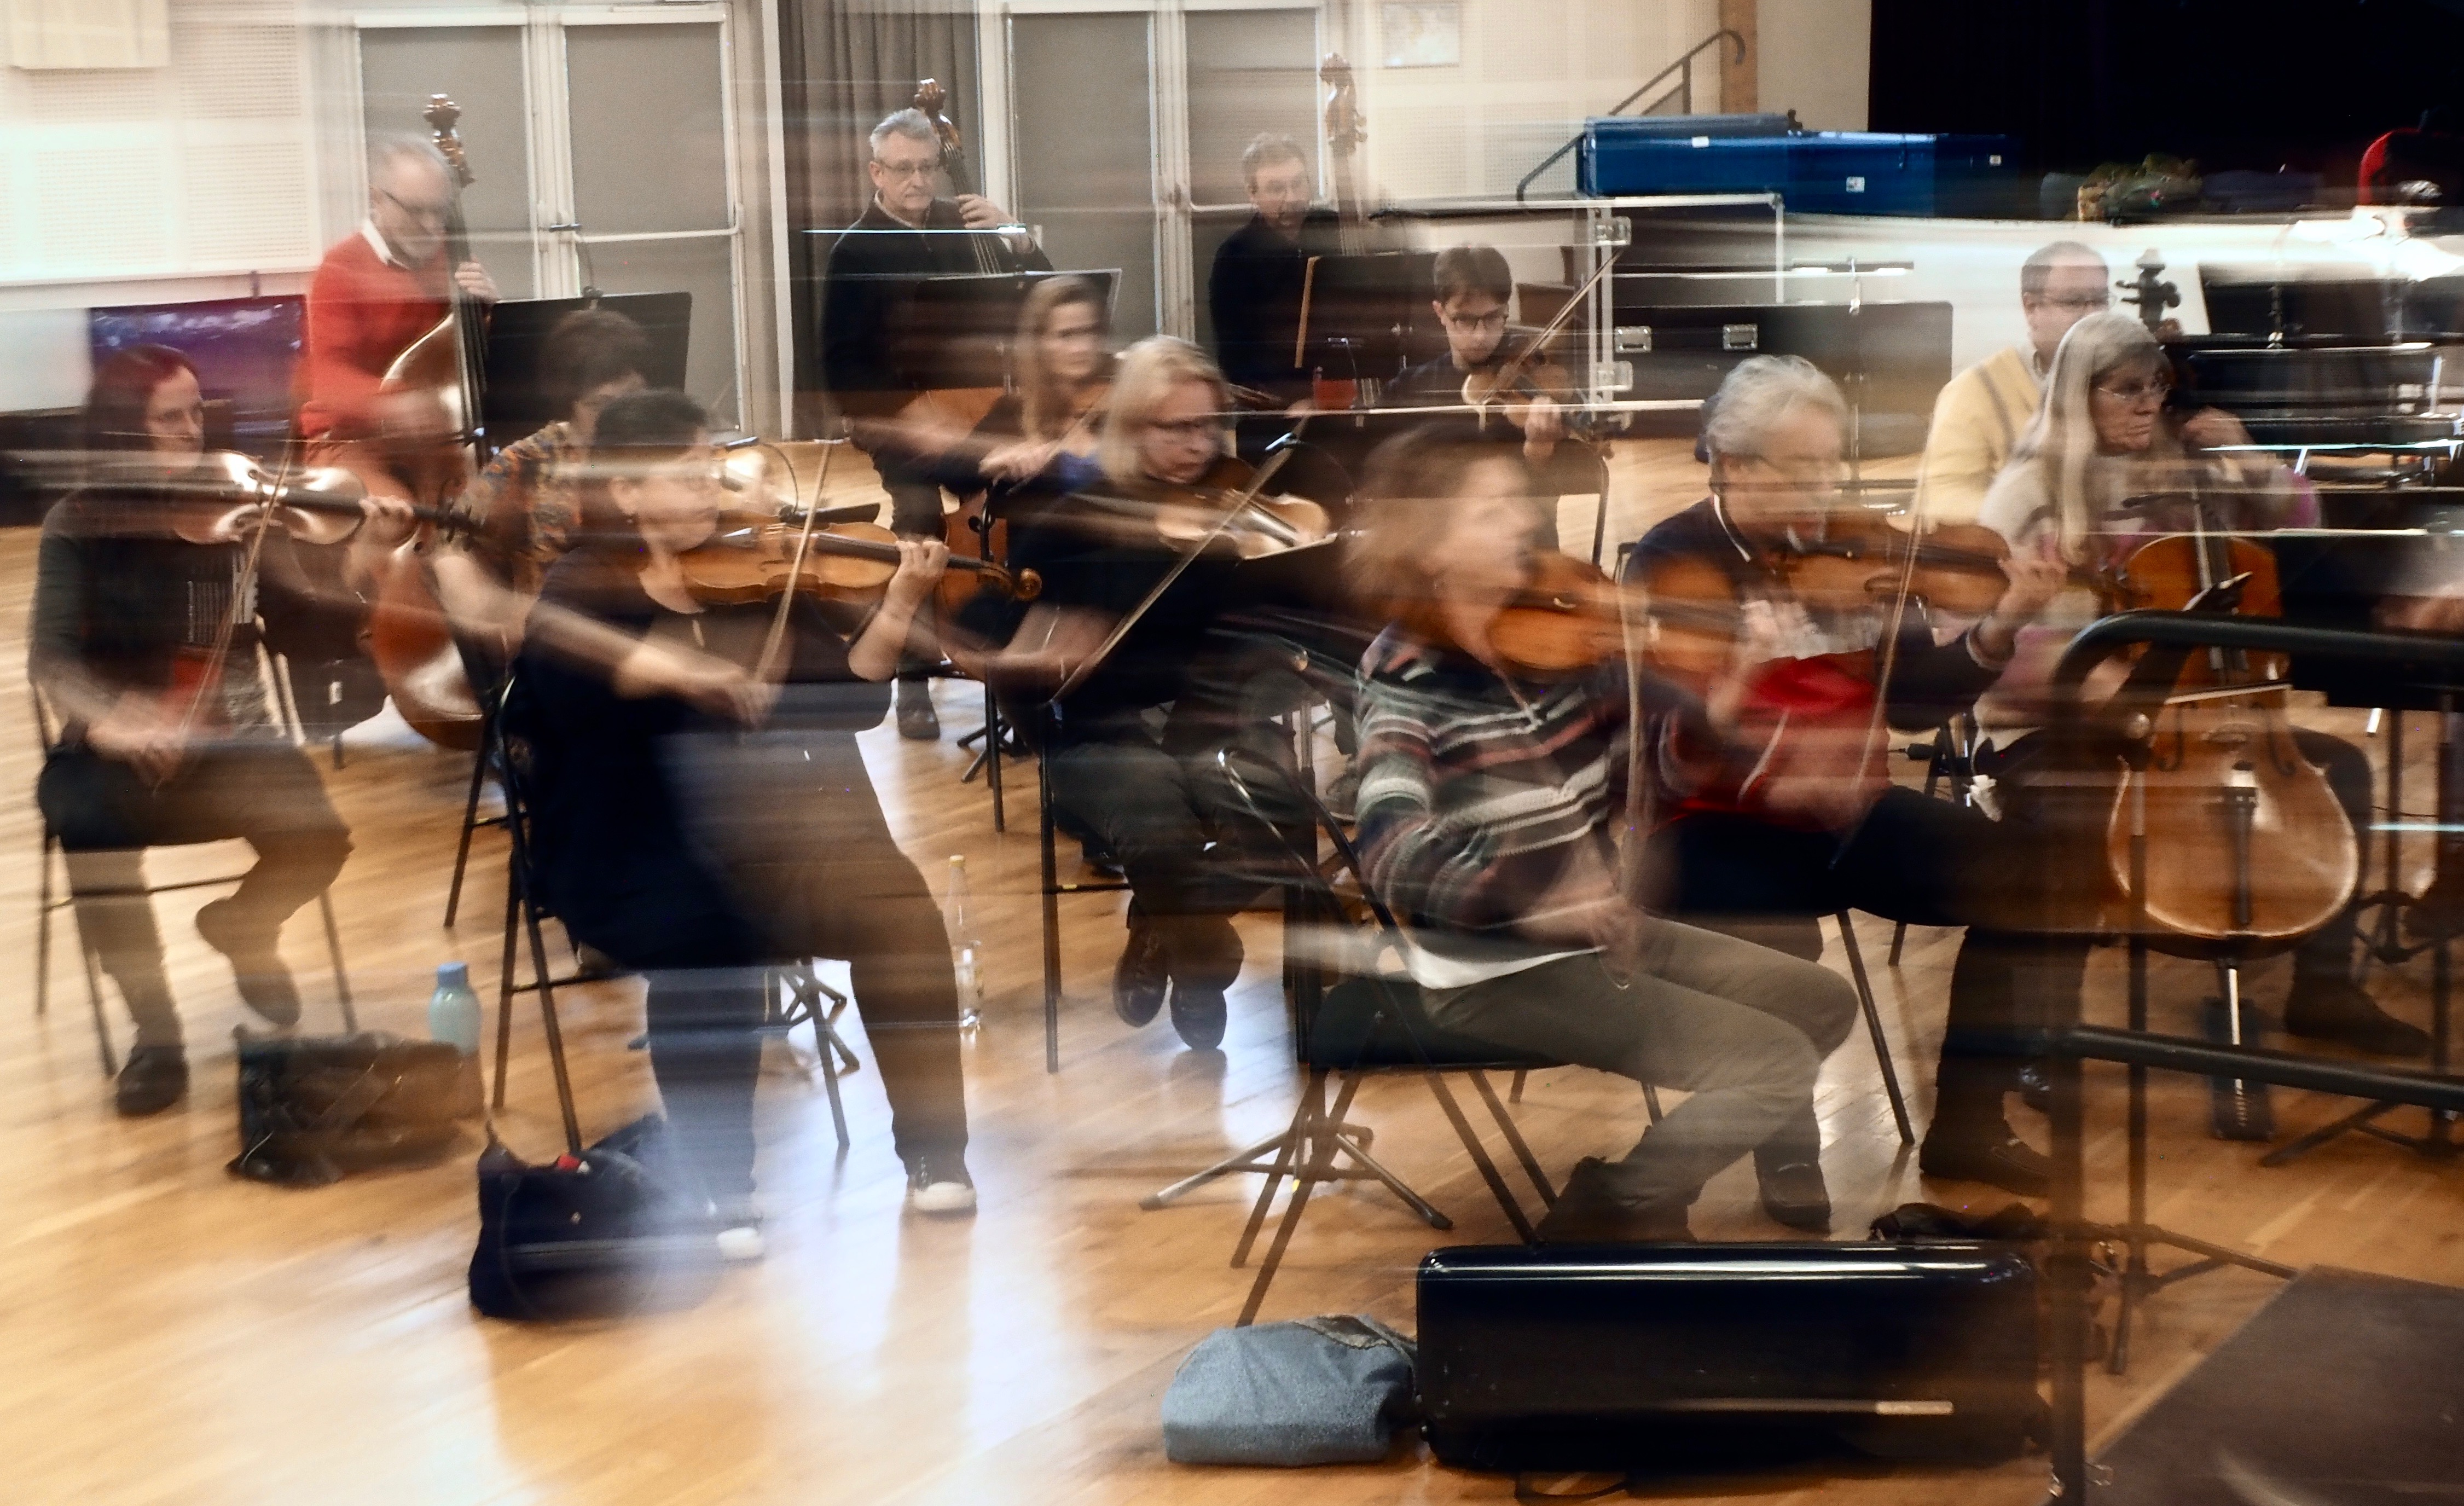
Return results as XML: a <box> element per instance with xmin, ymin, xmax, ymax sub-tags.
<box><xmin>1306</xmin><ymin>976</ymin><xmax>1562</xmax><ymax>1072</ymax></box>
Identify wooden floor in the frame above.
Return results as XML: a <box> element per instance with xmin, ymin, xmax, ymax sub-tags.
<box><xmin>3</xmin><ymin>440</ymin><xmax>2458</xmax><ymax>1505</ymax></box>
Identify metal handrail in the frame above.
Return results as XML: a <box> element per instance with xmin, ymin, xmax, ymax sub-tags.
<box><xmin>1513</xmin><ymin>28</ymin><xmax>1748</xmax><ymax>204</ymax></box>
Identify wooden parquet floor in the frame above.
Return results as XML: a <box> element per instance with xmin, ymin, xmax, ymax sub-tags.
<box><xmin>1</xmin><ymin>439</ymin><xmax>2456</xmax><ymax>1504</ymax></box>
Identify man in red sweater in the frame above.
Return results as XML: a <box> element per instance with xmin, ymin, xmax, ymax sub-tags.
<box><xmin>296</xmin><ymin>137</ymin><xmax>497</xmax><ymax>503</ymax></box>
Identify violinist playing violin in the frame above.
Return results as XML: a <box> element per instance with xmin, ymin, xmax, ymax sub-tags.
<box><xmin>32</xmin><ymin>348</ymin><xmax>415</xmax><ymax>1117</ymax></box>
<box><xmin>1624</xmin><ymin>356</ymin><xmax>2073</xmax><ymax>1196</ymax></box>
<box><xmin>512</xmin><ymin>391</ymin><xmax>977</xmax><ymax>1243</ymax></box>
<box><xmin>974</xmin><ymin>337</ymin><xmax>1330</xmax><ymax>1052</ymax></box>
<box><xmin>1387</xmin><ymin>246</ymin><xmax>1568</xmax><ymax>473</ymax></box>
<box><xmin>295</xmin><ymin>135</ymin><xmax>497</xmax><ymax>510</ymax></box>
<box><xmin>1977</xmin><ymin>311</ymin><xmax>2423</xmax><ymax>1059</ymax></box>
<box><xmin>1345</xmin><ymin>424</ymin><xmax>1860</xmax><ymax>1241</ymax></box>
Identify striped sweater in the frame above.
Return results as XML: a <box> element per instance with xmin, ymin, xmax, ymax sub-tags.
<box><xmin>1353</xmin><ymin>628</ymin><xmax>1708</xmax><ymax>983</ymax></box>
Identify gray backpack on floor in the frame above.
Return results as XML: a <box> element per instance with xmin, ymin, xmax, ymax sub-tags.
<box><xmin>1161</xmin><ymin>1315</ymin><xmax>1418</xmax><ymax>1466</ymax></box>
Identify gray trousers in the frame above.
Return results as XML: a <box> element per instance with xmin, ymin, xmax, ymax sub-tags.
<box><xmin>1425</xmin><ymin>918</ymin><xmax>1858</xmax><ymax>1214</ymax></box>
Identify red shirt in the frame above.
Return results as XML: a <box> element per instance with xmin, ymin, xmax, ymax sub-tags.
<box><xmin>295</xmin><ymin>229</ymin><xmax>448</xmax><ymax>440</ymax></box>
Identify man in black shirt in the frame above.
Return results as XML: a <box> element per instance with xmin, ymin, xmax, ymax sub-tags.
<box><xmin>821</xmin><ymin>106</ymin><xmax>1050</xmax><ymax>738</ymax></box>
<box><xmin>1207</xmin><ymin>132</ymin><xmax>1338</xmax><ymax>419</ymax></box>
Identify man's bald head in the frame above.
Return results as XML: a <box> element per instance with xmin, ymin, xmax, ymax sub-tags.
<box><xmin>2020</xmin><ymin>241</ymin><xmax>2111</xmax><ymax>365</ymax></box>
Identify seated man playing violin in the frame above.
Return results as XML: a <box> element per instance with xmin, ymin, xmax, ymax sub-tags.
<box><xmin>973</xmin><ymin>335</ymin><xmax>1334</xmax><ymax>1052</ymax></box>
<box><xmin>33</xmin><ymin>347</ymin><xmax>413</xmax><ymax>1117</ymax></box>
<box><xmin>512</xmin><ymin>391</ymin><xmax>977</xmax><ymax>1241</ymax></box>
<box><xmin>1346</xmin><ymin>424</ymin><xmax>1861</xmax><ymax>1240</ymax></box>
<box><xmin>1977</xmin><ymin>311</ymin><xmax>2421</xmax><ymax>1060</ymax></box>
<box><xmin>1385</xmin><ymin>245</ymin><xmax>1569</xmax><ymax>475</ymax></box>
<box><xmin>1624</xmin><ymin>356</ymin><xmax>2072</xmax><ymax>1196</ymax></box>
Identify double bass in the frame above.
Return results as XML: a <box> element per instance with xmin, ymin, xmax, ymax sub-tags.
<box><xmin>364</xmin><ymin>95</ymin><xmax>490</xmax><ymax>750</ymax></box>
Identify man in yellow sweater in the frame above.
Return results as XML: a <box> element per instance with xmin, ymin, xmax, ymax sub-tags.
<box><xmin>1912</xmin><ymin>242</ymin><xmax>2111</xmax><ymax>524</ymax></box>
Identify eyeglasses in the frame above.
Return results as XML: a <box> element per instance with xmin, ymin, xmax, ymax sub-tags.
<box><xmin>2040</xmin><ymin>294</ymin><xmax>2113</xmax><ymax>312</ymax></box>
<box><xmin>375</xmin><ymin>187</ymin><xmax>450</xmax><ymax>221</ymax></box>
<box><xmin>2094</xmin><ymin>376</ymin><xmax>2172</xmax><ymax>405</ymax></box>
<box><xmin>872</xmin><ymin>159</ymin><xmax>940</xmax><ymax>180</ymax></box>
<box><xmin>1440</xmin><ymin>309</ymin><xmax>1508</xmax><ymax>332</ymax></box>
<box><xmin>1146</xmin><ymin>418</ymin><xmax>1221</xmax><ymax>441</ymax></box>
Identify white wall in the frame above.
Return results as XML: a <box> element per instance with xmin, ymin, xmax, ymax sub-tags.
<box><xmin>1756</xmin><ymin>0</ymin><xmax>1869</xmax><ymax>131</ymax></box>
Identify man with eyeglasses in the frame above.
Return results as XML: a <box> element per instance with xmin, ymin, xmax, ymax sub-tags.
<box><xmin>1912</xmin><ymin>241</ymin><xmax>2110</xmax><ymax>526</ymax></box>
<box><xmin>821</xmin><ymin>107</ymin><xmax>1049</xmax><ymax>739</ymax></box>
<box><xmin>295</xmin><ymin>136</ymin><xmax>500</xmax><ymax>507</ymax></box>
<box><xmin>1387</xmin><ymin>245</ymin><xmax>1569</xmax><ymax>472</ymax></box>
<box><xmin>1207</xmin><ymin>132</ymin><xmax>1338</xmax><ymax>420</ymax></box>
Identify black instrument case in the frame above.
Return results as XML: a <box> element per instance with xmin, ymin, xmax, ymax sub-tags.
<box><xmin>1417</xmin><ymin>1241</ymin><xmax>2043</xmax><ymax>1472</ymax></box>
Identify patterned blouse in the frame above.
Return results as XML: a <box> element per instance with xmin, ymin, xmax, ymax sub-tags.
<box><xmin>457</xmin><ymin>420</ymin><xmax>588</xmax><ymax>594</ymax></box>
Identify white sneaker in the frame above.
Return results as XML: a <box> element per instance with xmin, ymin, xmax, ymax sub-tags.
<box><xmin>905</xmin><ymin>1154</ymin><xmax>977</xmax><ymax>1216</ymax></box>
<box><xmin>715</xmin><ymin>1224</ymin><xmax>767</xmax><ymax>1262</ymax></box>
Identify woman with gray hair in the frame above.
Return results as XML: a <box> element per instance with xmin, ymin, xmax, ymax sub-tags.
<box><xmin>1622</xmin><ymin>356</ymin><xmax>2075</xmax><ymax>1196</ymax></box>
<box><xmin>1978</xmin><ymin>312</ymin><xmax>2424</xmax><ymax>1059</ymax></box>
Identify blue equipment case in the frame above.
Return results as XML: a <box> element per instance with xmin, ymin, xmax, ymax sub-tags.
<box><xmin>1578</xmin><ymin>122</ymin><xmax>2020</xmax><ymax>216</ymax></box>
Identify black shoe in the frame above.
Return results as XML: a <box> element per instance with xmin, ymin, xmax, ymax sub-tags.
<box><xmin>2282</xmin><ymin>975</ymin><xmax>2431</xmax><ymax>1058</ymax></box>
<box><xmin>1919</xmin><ymin>1122</ymin><xmax>2053</xmax><ymax>1198</ymax></box>
<box><xmin>115</xmin><ymin>1044</ymin><xmax>188</xmax><ymax>1117</ymax></box>
<box><xmin>2015</xmin><ymin>1061</ymin><xmax>2054</xmax><ymax>1116</ymax></box>
<box><xmin>895</xmin><ymin>681</ymin><xmax>941</xmax><ymax>741</ymax></box>
<box><xmin>1534</xmin><ymin>1159</ymin><xmax>1694</xmax><ymax>1244</ymax></box>
<box><xmin>1168</xmin><ymin>982</ymin><xmax>1227</xmax><ymax>1051</ymax></box>
<box><xmin>1112</xmin><ymin>911</ymin><xmax>1169</xmax><ymax>1028</ymax></box>
<box><xmin>1079</xmin><ymin>841</ymin><xmax>1124</xmax><ymax>879</ymax></box>
<box><xmin>195</xmin><ymin>897</ymin><xmax>302</xmax><ymax>1028</ymax></box>
<box><xmin>905</xmin><ymin>1152</ymin><xmax>977</xmax><ymax>1215</ymax></box>
<box><xmin>1754</xmin><ymin>1156</ymin><xmax>1833</xmax><ymax>1233</ymax></box>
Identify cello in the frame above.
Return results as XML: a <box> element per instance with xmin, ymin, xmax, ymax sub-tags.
<box><xmin>363</xmin><ymin>94</ymin><xmax>491</xmax><ymax>750</ymax></box>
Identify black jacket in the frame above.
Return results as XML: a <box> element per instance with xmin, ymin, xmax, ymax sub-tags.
<box><xmin>1207</xmin><ymin>209</ymin><xmax>1340</xmax><ymax>403</ymax></box>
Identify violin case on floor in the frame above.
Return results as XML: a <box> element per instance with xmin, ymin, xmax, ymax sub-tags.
<box><xmin>1416</xmin><ymin>1242</ymin><xmax>2043</xmax><ymax>1472</ymax></box>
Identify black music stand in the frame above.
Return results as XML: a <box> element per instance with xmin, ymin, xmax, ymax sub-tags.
<box><xmin>478</xmin><ymin>292</ymin><xmax>692</xmax><ymax>455</ymax></box>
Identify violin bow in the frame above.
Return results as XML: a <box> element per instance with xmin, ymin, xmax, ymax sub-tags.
<box><xmin>1471</xmin><ymin>252</ymin><xmax>1621</xmax><ymax>413</ymax></box>
<box><xmin>752</xmin><ymin>439</ymin><xmax>839</xmax><ymax>684</ymax></box>
<box><xmin>165</xmin><ymin>447</ymin><xmax>303</xmax><ymax>774</ymax></box>
<box><xmin>1051</xmin><ymin>448</ymin><xmax>1295</xmax><ymax>702</ymax></box>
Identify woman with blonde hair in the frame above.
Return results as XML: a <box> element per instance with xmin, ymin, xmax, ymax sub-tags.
<box><xmin>978</xmin><ymin>335</ymin><xmax>1319</xmax><ymax>1051</ymax></box>
<box><xmin>1979</xmin><ymin>310</ymin><xmax>2422</xmax><ymax>1059</ymax></box>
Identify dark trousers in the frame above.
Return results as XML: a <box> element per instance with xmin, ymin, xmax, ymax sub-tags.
<box><xmin>37</xmin><ymin>739</ymin><xmax>352</xmax><ymax>1048</ymax></box>
<box><xmin>1043</xmin><ymin>714</ymin><xmax>1311</xmax><ymax>994</ymax></box>
<box><xmin>1655</xmin><ymin>786</ymin><xmax>2044</xmax><ymax>1126</ymax></box>
<box><xmin>615</xmin><ymin>733</ymin><xmax>967</xmax><ymax>1198</ymax></box>
<box><xmin>884</xmin><ymin>476</ymin><xmax>944</xmax><ymax>686</ymax></box>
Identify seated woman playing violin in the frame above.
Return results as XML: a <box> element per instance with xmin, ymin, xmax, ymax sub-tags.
<box><xmin>1976</xmin><ymin>310</ymin><xmax>2422</xmax><ymax>1058</ymax></box>
<box><xmin>1346</xmin><ymin>424</ymin><xmax>1860</xmax><ymax>1240</ymax></box>
<box><xmin>1624</xmin><ymin>355</ymin><xmax>2073</xmax><ymax>1196</ymax></box>
<box><xmin>976</xmin><ymin>335</ymin><xmax>1332</xmax><ymax>1052</ymax></box>
<box><xmin>512</xmin><ymin>391</ymin><xmax>977</xmax><ymax>1241</ymax></box>
<box><xmin>32</xmin><ymin>347</ymin><xmax>414</xmax><ymax>1116</ymax></box>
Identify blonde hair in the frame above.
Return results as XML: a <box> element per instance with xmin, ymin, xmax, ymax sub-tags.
<box><xmin>2006</xmin><ymin>310</ymin><xmax>2178</xmax><ymax>561</ymax></box>
<box><xmin>1095</xmin><ymin>335</ymin><xmax>1227</xmax><ymax>488</ymax></box>
<box><xmin>1014</xmin><ymin>275</ymin><xmax>1109</xmax><ymax>442</ymax></box>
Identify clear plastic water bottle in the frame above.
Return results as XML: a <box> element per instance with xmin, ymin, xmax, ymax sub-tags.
<box><xmin>428</xmin><ymin>961</ymin><xmax>482</xmax><ymax>1054</ymax></box>
<box><xmin>944</xmin><ymin>856</ymin><xmax>983</xmax><ymax>1030</ymax></box>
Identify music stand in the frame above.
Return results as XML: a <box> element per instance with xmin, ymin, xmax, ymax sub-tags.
<box><xmin>826</xmin><ymin>269</ymin><xmax>1120</xmax><ymax>396</ymax></box>
<box><xmin>479</xmin><ymin>293</ymin><xmax>692</xmax><ymax>455</ymax></box>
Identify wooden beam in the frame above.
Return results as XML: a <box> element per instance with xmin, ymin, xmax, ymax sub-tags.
<box><xmin>1721</xmin><ymin>0</ymin><xmax>1758</xmax><ymax>113</ymax></box>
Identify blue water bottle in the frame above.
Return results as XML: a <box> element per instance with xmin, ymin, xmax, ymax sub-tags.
<box><xmin>428</xmin><ymin>962</ymin><xmax>482</xmax><ymax>1055</ymax></box>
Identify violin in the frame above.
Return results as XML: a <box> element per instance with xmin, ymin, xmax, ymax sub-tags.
<box><xmin>166</xmin><ymin>452</ymin><xmax>459</xmax><ymax>548</ymax></box>
<box><xmin>679</xmin><ymin>509</ymin><xmax>1039</xmax><ymax>608</ymax></box>
<box><xmin>1145</xmin><ymin>455</ymin><xmax>1334</xmax><ymax>560</ymax></box>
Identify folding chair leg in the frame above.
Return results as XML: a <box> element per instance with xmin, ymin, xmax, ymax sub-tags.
<box><xmin>1237</xmin><ymin>1131</ymin><xmax>1324</xmax><ymax>1328</ymax></box>
<box><xmin>1146</xmin><ymin>1126</ymin><xmax>1305</xmax><ymax>1213</ymax></box>
<box><xmin>984</xmin><ymin>686</ymin><xmax>1006</xmax><ymax>833</ymax></box>
<box><xmin>491</xmin><ymin>869</ymin><xmax>520</xmax><ymax>1111</ymax></box>
<box><xmin>1039</xmin><ymin>749</ymin><xmax>1063</xmax><ymax>1074</ymax></box>
<box><xmin>34</xmin><ymin>837</ymin><xmax>54</xmax><ymax>1020</ymax></box>
<box><xmin>1469</xmin><ymin>1069</ymin><xmax>1556</xmax><ymax>1208</ymax></box>
<box><xmin>1835</xmin><ymin>912</ymin><xmax>1916</xmax><ymax>1146</ymax></box>
<box><xmin>1508</xmin><ymin>1067</ymin><xmax>1526</xmax><ymax>1103</ymax></box>
<box><xmin>79</xmin><ymin>932</ymin><xmax>117</xmax><ymax>1078</ymax></box>
<box><xmin>522</xmin><ymin>885</ymin><xmax>584</xmax><ymax>1155</ymax></box>
<box><xmin>316</xmin><ymin>891</ymin><xmax>354</xmax><ymax>1030</ymax></box>
<box><xmin>1418</xmin><ymin>1065</ymin><xmax>1535</xmax><ymax>1242</ymax></box>
<box><xmin>1644</xmin><ymin>1084</ymin><xmax>1664</xmax><ymax>1123</ymax></box>
<box><xmin>444</xmin><ymin>732</ymin><xmax>494</xmax><ymax>928</ymax></box>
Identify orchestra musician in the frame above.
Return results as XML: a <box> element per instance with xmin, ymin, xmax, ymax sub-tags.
<box><xmin>1344</xmin><ymin>424</ymin><xmax>1860</xmax><ymax>1240</ymax></box>
<box><xmin>1623</xmin><ymin>356</ymin><xmax>2071</xmax><ymax>1195</ymax></box>
<box><xmin>975</xmin><ymin>337</ymin><xmax>1323</xmax><ymax>1051</ymax></box>
<box><xmin>1207</xmin><ymin>133</ymin><xmax>1338</xmax><ymax>418</ymax></box>
<box><xmin>1911</xmin><ymin>242</ymin><xmax>2109</xmax><ymax>528</ymax></box>
<box><xmin>512</xmin><ymin>390</ymin><xmax>977</xmax><ymax>1248</ymax></box>
<box><xmin>821</xmin><ymin>107</ymin><xmax>1051</xmax><ymax>742</ymax></box>
<box><xmin>1385</xmin><ymin>245</ymin><xmax>1567</xmax><ymax>473</ymax></box>
<box><xmin>294</xmin><ymin>135</ymin><xmax>498</xmax><ymax>508</ymax></box>
<box><xmin>1978</xmin><ymin>310</ymin><xmax>2426</xmax><ymax>1057</ymax></box>
<box><xmin>32</xmin><ymin>348</ymin><xmax>411</xmax><ymax>1116</ymax></box>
